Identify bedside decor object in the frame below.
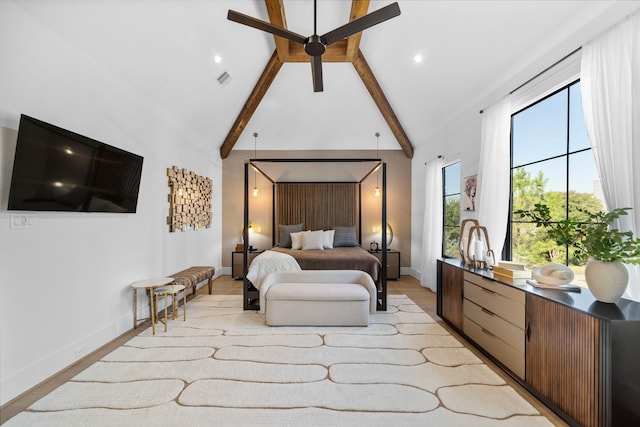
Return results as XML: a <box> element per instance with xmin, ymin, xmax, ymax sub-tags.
<box><xmin>167</xmin><ymin>166</ymin><xmax>212</xmax><ymax>232</ymax></box>
<box><xmin>370</xmin><ymin>241</ymin><xmax>379</xmax><ymax>251</ymax></box>
<box><xmin>516</xmin><ymin>204</ymin><xmax>640</xmax><ymax>303</ymax></box>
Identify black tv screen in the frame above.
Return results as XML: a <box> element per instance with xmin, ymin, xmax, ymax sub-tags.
<box><xmin>8</xmin><ymin>115</ymin><xmax>143</xmax><ymax>213</ymax></box>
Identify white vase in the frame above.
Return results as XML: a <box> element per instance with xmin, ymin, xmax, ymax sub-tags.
<box><xmin>584</xmin><ymin>260</ymin><xmax>629</xmax><ymax>303</ymax></box>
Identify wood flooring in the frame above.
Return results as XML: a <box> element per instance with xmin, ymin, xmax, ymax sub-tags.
<box><xmin>1</xmin><ymin>275</ymin><xmax>567</xmax><ymax>425</ymax></box>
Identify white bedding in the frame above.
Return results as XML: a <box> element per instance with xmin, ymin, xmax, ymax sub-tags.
<box><xmin>246</xmin><ymin>250</ymin><xmax>301</xmax><ymax>289</ymax></box>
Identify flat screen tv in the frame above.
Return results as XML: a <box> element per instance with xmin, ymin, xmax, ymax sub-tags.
<box><xmin>7</xmin><ymin>114</ymin><xmax>144</xmax><ymax>213</ymax></box>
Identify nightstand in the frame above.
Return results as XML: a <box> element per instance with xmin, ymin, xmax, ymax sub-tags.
<box><xmin>370</xmin><ymin>250</ymin><xmax>400</xmax><ymax>280</ymax></box>
<box><xmin>231</xmin><ymin>250</ymin><xmax>264</xmax><ymax>279</ymax></box>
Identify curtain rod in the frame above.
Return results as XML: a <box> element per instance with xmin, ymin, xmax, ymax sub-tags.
<box><xmin>425</xmin><ymin>155</ymin><xmax>443</xmax><ymax>165</ymax></box>
<box><xmin>509</xmin><ymin>46</ymin><xmax>581</xmax><ymax>95</ymax></box>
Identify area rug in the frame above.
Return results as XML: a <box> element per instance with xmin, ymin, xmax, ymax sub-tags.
<box><xmin>5</xmin><ymin>295</ymin><xmax>554</xmax><ymax>426</ymax></box>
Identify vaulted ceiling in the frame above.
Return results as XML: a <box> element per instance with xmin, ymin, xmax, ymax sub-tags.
<box><xmin>5</xmin><ymin>1</ymin><xmax>639</xmax><ymax>159</ymax></box>
<box><xmin>220</xmin><ymin>0</ymin><xmax>414</xmax><ymax>159</ymax></box>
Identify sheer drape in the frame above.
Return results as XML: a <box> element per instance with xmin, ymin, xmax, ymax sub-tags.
<box><xmin>581</xmin><ymin>11</ymin><xmax>640</xmax><ymax>301</ymax></box>
<box><xmin>476</xmin><ymin>97</ymin><xmax>512</xmax><ymax>258</ymax></box>
<box><xmin>420</xmin><ymin>157</ymin><xmax>445</xmax><ymax>291</ymax></box>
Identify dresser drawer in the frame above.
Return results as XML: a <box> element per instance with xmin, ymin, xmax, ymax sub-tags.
<box><xmin>464</xmin><ymin>317</ymin><xmax>525</xmax><ymax>379</ymax></box>
<box><xmin>464</xmin><ymin>271</ymin><xmax>525</xmax><ymax>303</ymax></box>
<box><xmin>464</xmin><ymin>299</ymin><xmax>524</xmax><ymax>354</ymax></box>
<box><xmin>464</xmin><ymin>281</ymin><xmax>525</xmax><ymax>329</ymax></box>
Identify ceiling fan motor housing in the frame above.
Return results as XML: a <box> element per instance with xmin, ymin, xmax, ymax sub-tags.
<box><xmin>304</xmin><ymin>35</ymin><xmax>326</xmax><ymax>56</ymax></box>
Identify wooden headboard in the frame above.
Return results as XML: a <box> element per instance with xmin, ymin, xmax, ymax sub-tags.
<box><xmin>275</xmin><ymin>182</ymin><xmax>358</xmax><ymax>237</ymax></box>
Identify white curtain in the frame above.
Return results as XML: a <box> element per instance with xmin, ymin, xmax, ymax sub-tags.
<box><xmin>476</xmin><ymin>97</ymin><xmax>512</xmax><ymax>260</ymax></box>
<box><xmin>420</xmin><ymin>157</ymin><xmax>445</xmax><ymax>291</ymax></box>
<box><xmin>581</xmin><ymin>11</ymin><xmax>640</xmax><ymax>302</ymax></box>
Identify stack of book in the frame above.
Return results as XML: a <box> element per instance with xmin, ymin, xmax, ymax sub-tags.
<box><xmin>492</xmin><ymin>260</ymin><xmax>532</xmax><ymax>280</ymax></box>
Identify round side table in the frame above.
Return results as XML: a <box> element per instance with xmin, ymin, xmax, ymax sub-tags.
<box><xmin>131</xmin><ymin>277</ymin><xmax>175</xmax><ymax>334</ymax></box>
<box><xmin>154</xmin><ymin>284</ymin><xmax>187</xmax><ymax>333</ymax></box>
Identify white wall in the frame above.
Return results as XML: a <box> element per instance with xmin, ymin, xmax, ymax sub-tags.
<box><xmin>0</xmin><ymin>5</ymin><xmax>222</xmax><ymax>405</ymax></box>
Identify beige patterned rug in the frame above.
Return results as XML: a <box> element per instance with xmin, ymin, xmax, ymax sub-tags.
<box><xmin>6</xmin><ymin>295</ymin><xmax>553</xmax><ymax>426</ymax></box>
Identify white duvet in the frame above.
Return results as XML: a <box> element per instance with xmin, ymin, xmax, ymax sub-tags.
<box><xmin>246</xmin><ymin>250</ymin><xmax>302</xmax><ymax>289</ymax></box>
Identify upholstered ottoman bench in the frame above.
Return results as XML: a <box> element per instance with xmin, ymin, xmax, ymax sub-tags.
<box><xmin>259</xmin><ymin>270</ymin><xmax>377</xmax><ymax>326</ymax></box>
<box><xmin>169</xmin><ymin>266</ymin><xmax>215</xmax><ymax>296</ymax></box>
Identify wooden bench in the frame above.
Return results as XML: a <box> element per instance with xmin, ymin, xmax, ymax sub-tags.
<box><xmin>169</xmin><ymin>266</ymin><xmax>215</xmax><ymax>296</ymax></box>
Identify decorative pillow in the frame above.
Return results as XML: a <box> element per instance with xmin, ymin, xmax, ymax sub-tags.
<box><xmin>279</xmin><ymin>223</ymin><xmax>304</xmax><ymax>248</ymax></box>
<box><xmin>323</xmin><ymin>229</ymin><xmax>335</xmax><ymax>249</ymax></box>
<box><xmin>290</xmin><ymin>231</ymin><xmax>304</xmax><ymax>250</ymax></box>
<box><xmin>302</xmin><ymin>230</ymin><xmax>325</xmax><ymax>250</ymax></box>
<box><xmin>333</xmin><ymin>226</ymin><xmax>358</xmax><ymax>247</ymax></box>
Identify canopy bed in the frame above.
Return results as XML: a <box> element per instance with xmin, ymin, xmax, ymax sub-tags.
<box><xmin>241</xmin><ymin>158</ymin><xmax>389</xmax><ymax>311</ymax></box>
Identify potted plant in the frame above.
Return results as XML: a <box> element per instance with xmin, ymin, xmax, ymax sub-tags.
<box><xmin>515</xmin><ymin>203</ymin><xmax>640</xmax><ymax>303</ymax></box>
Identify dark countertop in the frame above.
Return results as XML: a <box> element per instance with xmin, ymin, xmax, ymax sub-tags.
<box><xmin>441</xmin><ymin>258</ymin><xmax>640</xmax><ymax>322</ymax></box>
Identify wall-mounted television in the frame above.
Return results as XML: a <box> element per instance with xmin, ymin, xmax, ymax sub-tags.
<box><xmin>7</xmin><ymin>114</ymin><xmax>144</xmax><ymax>213</ymax></box>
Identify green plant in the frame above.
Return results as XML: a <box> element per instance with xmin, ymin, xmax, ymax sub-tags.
<box><xmin>515</xmin><ymin>204</ymin><xmax>640</xmax><ymax>264</ymax></box>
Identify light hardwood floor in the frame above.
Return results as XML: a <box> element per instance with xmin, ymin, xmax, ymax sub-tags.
<box><xmin>1</xmin><ymin>275</ymin><xmax>567</xmax><ymax>425</ymax></box>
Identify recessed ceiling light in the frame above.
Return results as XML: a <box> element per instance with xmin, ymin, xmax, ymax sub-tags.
<box><xmin>213</xmin><ymin>55</ymin><xmax>222</xmax><ymax>64</ymax></box>
<box><xmin>413</xmin><ymin>54</ymin><xmax>423</xmax><ymax>64</ymax></box>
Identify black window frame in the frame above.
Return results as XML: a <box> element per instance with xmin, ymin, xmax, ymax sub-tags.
<box><xmin>442</xmin><ymin>161</ymin><xmax>461</xmax><ymax>258</ymax></box>
<box><xmin>507</xmin><ymin>79</ymin><xmax>597</xmax><ymax>264</ymax></box>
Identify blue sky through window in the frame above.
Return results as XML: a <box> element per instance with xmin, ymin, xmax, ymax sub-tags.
<box><xmin>512</xmin><ymin>82</ymin><xmax>598</xmax><ymax>195</ymax></box>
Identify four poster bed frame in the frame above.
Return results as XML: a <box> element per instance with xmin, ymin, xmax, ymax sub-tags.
<box><xmin>242</xmin><ymin>158</ymin><xmax>389</xmax><ymax>311</ymax></box>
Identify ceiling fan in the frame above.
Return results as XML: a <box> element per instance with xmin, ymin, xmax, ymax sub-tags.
<box><xmin>228</xmin><ymin>1</ymin><xmax>401</xmax><ymax>92</ymax></box>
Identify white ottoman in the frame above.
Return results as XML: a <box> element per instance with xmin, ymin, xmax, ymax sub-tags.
<box><xmin>260</xmin><ymin>270</ymin><xmax>376</xmax><ymax>326</ymax></box>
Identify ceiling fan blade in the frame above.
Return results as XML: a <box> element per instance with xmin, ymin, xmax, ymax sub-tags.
<box><xmin>321</xmin><ymin>2</ymin><xmax>401</xmax><ymax>45</ymax></box>
<box><xmin>228</xmin><ymin>9</ymin><xmax>307</xmax><ymax>44</ymax></box>
<box><xmin>311</xmin><ymin>55</ymin><xmax>323</xmax><ymax>92</ymax></box>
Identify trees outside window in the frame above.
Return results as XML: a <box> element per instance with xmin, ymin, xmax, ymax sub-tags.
<box><xmin>443</xmin><ymin>162</ymin><xmax>461</xmax><ymax>257</ymax></box>
<box><xmin>510</xmin><ymin>81</ymin><xmax>604</xmax><ymax>285</ymax></box>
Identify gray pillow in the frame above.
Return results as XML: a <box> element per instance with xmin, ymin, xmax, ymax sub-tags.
<box><xmin>279</xmin><ymin>223</ymin><xmax>304</xmax><ymax>248</ymax></box>
<box><xmin>333</xmin><ymin>226</ymin><xmax>358</xmax><ymax>247</ymax></box>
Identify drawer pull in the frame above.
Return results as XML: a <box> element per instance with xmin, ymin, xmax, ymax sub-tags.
<box><xmin>481</xmin><ymin>328</ymin><xmax>495</xmax><ymax>338</ymax></box>
<box><xmin>481</xmin><ymin>287</ymin><xmax>496</xmax><ymax>295</ymax></box>
<box><xmin>481</xmin><ymin>307</ymin><xmax>496</xmax><ymax>317</ymax></box>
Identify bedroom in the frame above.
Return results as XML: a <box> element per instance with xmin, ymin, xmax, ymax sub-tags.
<box><xmin>1</xmin><ymin>0</ymin><xmax>639</xmax><ymax>421</ymax></box>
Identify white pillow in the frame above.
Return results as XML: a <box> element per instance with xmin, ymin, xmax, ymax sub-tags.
<box><xmin>290</xmin><ymin>231</ymin><xmax>304</xmax><ymax>250</ymax></box>
<box><xmin>323</xmin><ymin>229</ymin><xmax>335</xmax><ymax>249</ymax></box>
<box><xmin>302</xmin><ymin>230</ymin><xmax>325</xmax><ymax>250</ymax></box>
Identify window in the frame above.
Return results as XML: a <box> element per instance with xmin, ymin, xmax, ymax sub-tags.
<box><xmin>442</xmin><ymin>162</ymin><xmax>461</xmax><ymax>257</ymax></box>
<box><xmin>510</xmin><ymin>81</ymin><xmax>604</xmax><ymax>285</ymax></box>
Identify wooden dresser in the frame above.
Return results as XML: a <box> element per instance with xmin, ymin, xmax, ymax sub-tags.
<box><xmin>437</xmin><ymin>258</ymin><xmax>640</xmax><ymax>427</ymax></box>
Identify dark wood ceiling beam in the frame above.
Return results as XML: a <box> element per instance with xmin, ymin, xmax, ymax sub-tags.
<box><xmin>220</xmin><ymin>50</ymin><xmax>283</xmax><ymax>159</ymax></box>
<box><xmin>352</xmin><ymin>49</ymin><xmax>414</xmax><ymax>159</ymax></box>
<box><xmin>265</xmin><ymin>0</ymin><xmax>290</xmax><ymax>61</ymax></box>
<box><xmin>346</xmin><ymin>0</ymin><xmax>369</xmax><ymax>60</ymax></box>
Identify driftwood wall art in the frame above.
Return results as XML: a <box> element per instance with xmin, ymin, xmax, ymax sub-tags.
<box><xmin>166</xmin><ymin>166</ymin><xmax>212</xmax><ymax>232</ymax></box>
